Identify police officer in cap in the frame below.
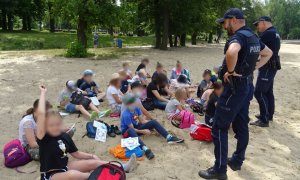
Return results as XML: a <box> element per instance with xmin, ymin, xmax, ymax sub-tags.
<box><xmin>198</xmin><ymin>8</ymin><xmax>273</xmax><ymax>179</ymax></box>
<box><xmin>250</xmin><ymin>16</ymin><xmax>281</xmax><ymax>127</ymax></box>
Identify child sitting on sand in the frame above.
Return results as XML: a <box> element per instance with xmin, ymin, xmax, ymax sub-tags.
<box><xmin>77</xmin><ymin>69</ymin><xmax>106</xmax><ymax>101</ymax></box>
<box><xmin>165</xmin><ymin>88</ymin><xmax>188</xmax><ymax>121</ymax></box>
<box><xmin>132</xmin><ymin>69</ymin><xmax>148</xmax><ymax>86</ymax></box>
<box><xmin>106</xmin><ymin>73</ymin><xmax>124</xmax><ymax>115</ymax></box>
<box><xmin>58</xmin><ymin>80</ymin><xmax>100</xmax><ymax>120</ymax></box>
<box><xmin>119</xmin><ymin>71</ymin><xmax>130</xmax><ymax>94</ymax></box>
<box><xmin>197</xmin><ymin>69</ymin><xmax>212</xmax><ymax>98</ymax></box>
<box><xmin>36</xmin><ymin>85</ymin><xmax>137</xmax><ymax>180</ymax></box>
<box><xmin>122</xmin><ymin>62</ymin><xmax>133</xmax><ymax>79</ymax></box>
<box><xmin>205</xmin><ymin>82</ymin><xmax>223</xmax><ymax>126</ymax></box>
<box><xmin>136</xmin><ymin>58</ymin><xmax>151</xmax><ymax>77</ymax></box>
<box><xmin>121</xmin><ymin>93</ymin><xmax>184</xmax><ymax>160</ymax></box>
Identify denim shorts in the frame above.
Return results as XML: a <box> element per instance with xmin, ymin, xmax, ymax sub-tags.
<box><xmin>65</xmin><ymin>103</ymin><xmax>77</xmax><ymax>113</ymax></box>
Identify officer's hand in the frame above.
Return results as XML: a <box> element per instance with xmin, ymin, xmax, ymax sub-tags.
<box><xmin>224</xmin><ymin>72</ymin><xmax>242</xmax><ymax>83</ymax></box>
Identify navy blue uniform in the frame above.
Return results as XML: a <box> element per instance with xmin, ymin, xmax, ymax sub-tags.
<box><xmin>213</xmin><ymin>26</ymin><xmax>265</xmax><ymax>173</ymax></box>
<box><xmin>254</xmin><ymin>26</ymin><xmax>280</xmax><ymax>123</ymax></box>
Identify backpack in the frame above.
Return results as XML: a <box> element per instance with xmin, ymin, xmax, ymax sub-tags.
<box><xmin>86</xmin><ymin>121</ymin><xmax>97</xmax><ymax>138</ymax></box>
<box><xmin>190</xmin><ymin>124</ymin><xmax>212</xmax><ymax>142</ymax></box>
<box><xmin>70</xmin><ymin>91</ymin><xmax>91</xmax><ymax>109</ymax></box>
<box><xmin>186</xmin><ymin>99</ymin><xmax>204</xmax><ymax>114</ymax></box>
<box><xmin>3</xmin><ymin>139</ymin><xmax>31</xmax><ymax>168</ymax></box>
<box><xmin>88</xmin><ymin>161</ymin><xmax>126</xmax><ymax>180</ymax></box>
<box><xmin>179</xmin><ymin>110</ymin><xmax>195</xmax><ymax>129</ymax></box>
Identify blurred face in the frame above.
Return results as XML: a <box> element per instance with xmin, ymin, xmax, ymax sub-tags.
<box><xmin>157</xmin><ymin>67</ymin><xmax>163</xmax><ymax>73</ymax></box>
<box><xmin>223</xmin><ymin>18</ymin><xmax>235</xmax><ymax>36</ymax></box>
<box><xmin>176</xmin><ymin>63</ymin><xmax>183</xmax><ymax>70</ymax></box>
<box><xmin>256</xmin><ymin>21</ymin><xmax>265</xmax><ymax>33</ymax></box>
<box><xmin>46</xmin><ymin>115</ymin><xmax>63</xmax><ymax>137</ymax></box>
<box><xmin>204</xmin><ymin>74</ymin><xmax>211</xmax><ymax>81</ymax></box>
<box><xmin>215</xmin><ymin>86</ymin><xmax>224</xmax><ymax>97</ymax></box>
<box><xmin>132</xmin><ymin>87</ymin><xmax>143</xmax><ymax>97</ymax></box>
<box><xmin>83</xmin><ymin>75</ymin><xmax>93</xmax><ymax>83</ymax></box>
<box><xmin>115</xmin><ymin>79</ymin><xmax>122</xmax><ymax>88</ymax></box>
<box><xmin>123</xmin><ymin>64</ymin><xmax>129</xmax><ymax>70</ymax></box>
<box><xmin>127</xmin><ymin>102</ymin><xmax>139</xmax><ymax>111</ymax></box>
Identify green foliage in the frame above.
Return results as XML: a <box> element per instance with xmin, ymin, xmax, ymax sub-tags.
<box><xmin>65</xmin><ymin>41</ymin><xmax>88</xmax><ymax>57</ymax></box>
<box><xmin>290</xmin><ymin>27</ymin><xmax>300</xmax><ymax>39</ymax></box>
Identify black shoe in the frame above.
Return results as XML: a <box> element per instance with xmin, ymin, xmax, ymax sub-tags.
<box><xmin>198</xmin><ymin>167</ymin><xmax>227</xmax><ymax>180</ymax></box>
<box><xmin>113</xmin><ymin>125</ymin><xmax>121</xmax><ymax>135</ymax></box>
<box><xmin>250</xmin><ymin>120</ymin><xmax>269</xmax><ymax>127</ymax></box>
<box><xmin>167</xmin><ymin>136</ymin><xmax>184</xmax><ymax>144</ymax></box>
<box><xmin>255</xmin><ymin>114</ymin><xmax>273</xmax><ymax>122</ymax></box>
<box><xmin>107</xmin><ymin>125</ymin><xmax>116</xmax><ymax>137</ymax></box>
<box><xmin>227</xmin><ymin>157</ymin><xmax>241</xmax><ymax>171</ymax></box>
<box><xmin>145</xmin><ymin>149</ymin><xmax>155</xmax><ymax>160</ymax></box>
<box><xmin>99</xmin><ymin>99</ymin><xmax>104</xmax><ymax>102</ymax></box>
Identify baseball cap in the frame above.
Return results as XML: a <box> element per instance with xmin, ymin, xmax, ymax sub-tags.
<box><xmin>216</xmin><ymin>8</ymin><xmax>244</xmax><ymax>24</ymax></box>
<box><xmin>66</xmin><ymin>80</ymin><xmax>77</xmax><ymax>91</ymax></box>
<box><xmin>253</xmin><ymin>16</ymin><xmax>272</xmax><ymax>26</ymax></box>
<box><xmin>83</xmin><ymin>69</ymin><xmax>94</xmax><ymax>76</ymax></box>
<box><xmin>122</xmin><ymin>93</ymin><xmax>137</xmax><ymax>105</ymax></box>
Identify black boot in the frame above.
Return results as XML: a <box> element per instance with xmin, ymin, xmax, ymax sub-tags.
<box><xmin>227</xmin><ymin>157</ymin><xmax>241</xmax><ymax>171</ymax></box>
<box><xmin>250</xmin><ymin>120</ymin><xmax>269</xmax><ymax>127</ymax></box>
<box><xmin>198</xmin><ymin>167</ymin><xmax>227</xmax><ymax>180</ymax></box>
<box><xmin>112</xmin><ymin>125</ymin><xmax>121</xmax><ymax>135</ymax></box>
<box><xmin>106</xmin><ymin>124</ymin><xmax>116</xmax><ymax>137</ymax></box>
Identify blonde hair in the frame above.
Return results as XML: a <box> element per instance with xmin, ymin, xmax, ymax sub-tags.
<box><xmin>175</xmin><ymin>88</ymin><xmax>187</xmax><ymax>100</ymax></box>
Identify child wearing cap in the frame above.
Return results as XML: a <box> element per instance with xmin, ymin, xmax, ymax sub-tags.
<box><xmin>196</xmin><ymin>69</ymin><xmax>212</xmax><ymax>98</ymax></box>
<box><xmin>106</xmin><ymin>73</ymin><xmax>124</xmax><ymax>115</ymax></box>
<box><xmin>77</xmin><ymin>69</ymin><xmax>106</xmax><ymax>101</ymax></box>
<box><xmin>58</xmin><ymin>80</ymin><xmax>100</xmax><ymax>120</ymax></box>
<box><xmin>121</xmin><ymin>93</ymin><xmax>184</xmax><ymax>160</ymax></box>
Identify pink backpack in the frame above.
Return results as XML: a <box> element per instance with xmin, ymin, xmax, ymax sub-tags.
<box><xmin>3</xmin><ymin>139</ymin><xmax>31</xmax><ymax>168</ymax></box>
<box><xmin>179</xmin><ymin>110</ymin><xmax>195</xmax><ymax>129</ymax></box>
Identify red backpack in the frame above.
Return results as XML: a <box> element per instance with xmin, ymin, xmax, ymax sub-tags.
<box><xmin>190</xmin><ymin>124</ymin><xmax>212</xmax><ymax>142</ymax></box>
<box><xmin>88</xmin><ymin>161</ymin><xmax>126</xmax><ymax>180</ymax></box>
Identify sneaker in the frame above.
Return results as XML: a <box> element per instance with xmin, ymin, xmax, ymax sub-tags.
<box><xmin>227</xmin><ymin>157</ymin><xmax>241</xmax><ymax>171</ymax></box>
<box><xmin>90</xmin><ymin>111</ymin><xmax>98</xmax><ymax>121</ymax></box>
<box><xmin>113</xmin><ymin>125</ymin><xmax>121</xmax><ymax>135</ymax></box>
<box><xmin>250</xmin><ymin>120</ymin><xmax>269</xmax><ymax>127</ymax></box>
<box><xmin>145</xmin><ymin>149</ymin><xmax>155</xmax><ymax>160</ymax></box>
<box><xmin>198</xmin><ymin>167</ymin><xmax>227</xmax><ymax>180</ymax></box>
<box><xmin>167</xmin><ymin>136</ymin><xmax>184</xmax><ymax>144</ymax></box>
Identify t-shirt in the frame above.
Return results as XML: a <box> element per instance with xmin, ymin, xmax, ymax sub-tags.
<box><xmin>165</xmin><ymin>99</ymin><xmax>180</xmax><ymax>114</ymax></box>
<box><xmin>58</xmin><ymin>89</ymin><xmax>73</xmax><ymax>108</ymax></box>
<box><xmin>146</xmin><ymin>82</ymin><xmax>165</xmax><ymax>100</ymax></box>
<box><xmin>106</xmin><ymin>85</ymin><xmax>122</xmax><ymax>105</ymax></box>
<box><xmin>19</xmin><ymin>114</ymin><xmax>36</xmax><ymax>146</ymax></box>
<box><xmin>37</xmin><ymin>133</ymin><xmax>78</xmax><ymax>173</ymax></box>
<box><xmin>79</xmin><ymin>80</ymin><xmax>99</xmax><ymax>93</ymax></box>
<box><xmin>120</xmin><ymin>107</ymin><xmax>142</xmax><ymax>132</ymax></box>
<box><xmin>136</xmin><ymin>63</ymin><xmax>146</xmax><ymax>72</ymax></box>
<box><xmin>205</xmin><ymin>93</ymin><xmax>219</xmax><ymax>117</ymax></box>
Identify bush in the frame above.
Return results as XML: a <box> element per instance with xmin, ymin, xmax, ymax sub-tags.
<box><xmin>289</xmin><ymin>28</ymin><xmax>300</xmax><ymax>39</ymax></box>
<box><xmin>65</xmin><ymin>41</ymin><xmax>87</xmax><ymax>58</ymax></box>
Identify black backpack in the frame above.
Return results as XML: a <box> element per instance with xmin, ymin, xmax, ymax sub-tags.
<box><xmin>142</xmin><ymin>98</ymin><xmax>155</xmax><ymax>111</ymax></box>
<box><xmin>88</xmin><ymin>161</ymin><xmax>126</xmax><ymax>180</ymax></box>
<box><xmin>70</xmin><ymin>91</ymin><xmax>91</xmax><ymax>109</ymax></box>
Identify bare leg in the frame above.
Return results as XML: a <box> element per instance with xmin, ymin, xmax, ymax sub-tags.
<box><xmin>89</xmin><ymin>103</ymin><xmax>100</xmax><ymax>114</ymax></box>
<box><xmin>68</xmin><ymin>159</ymin><xmax>108</xmax><ymax>172</ymax></box>
<box><xmin>76</xmin><ymin>105</ymin><xmax>91</xmax><ymax>119</ymax></box>
<box><xmin>51</xmin><ymin>170</ymin><xmax>89</xmax><ymax>180</ymax></box>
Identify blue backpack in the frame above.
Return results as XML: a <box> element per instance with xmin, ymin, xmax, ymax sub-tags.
<box><xmin>86</xmin><ymin>122</ymin><xmax>97</xmax><ymax>138</ymax></box>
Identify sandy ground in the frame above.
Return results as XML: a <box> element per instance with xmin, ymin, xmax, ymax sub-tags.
<box><xmin>0</xmin><ymin>44</ymin><xmax>299</xmax><ymax>180</ymax></box>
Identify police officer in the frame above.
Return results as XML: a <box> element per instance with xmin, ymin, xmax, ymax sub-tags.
<box><xmin>250</xmin><ymin>16</ymin><xmax>281</xmax><ymax>127</ymax></box>
<box><xmin>198</xmin><ymin>8</ymin><xmax>273</xmax><ymax>179</ymax></box>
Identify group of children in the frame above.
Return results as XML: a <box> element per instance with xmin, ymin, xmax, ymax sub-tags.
<box><xmin>17</xmin><ymin>58</ymin><xmax>224</xmax><ymax>179</ymax></box>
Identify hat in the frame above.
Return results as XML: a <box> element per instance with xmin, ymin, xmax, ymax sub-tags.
<box><xmin>66</xmin><ymin>80</ymin><xmax>77</xmax><ymax>91</ymax></box>
<box><xmin>110</xmin><ymin>73</ymin><xmax>120</xmax><ymax>80</ymax></box>
<box><xmin>216</xmin><ymin>8</ymin><xmax>244</xmax><ymax>24</ymax></box>
<box><xmin>253</xmin><ymin>16</ymin><xmax>272</xmax><ymax>26</ymax></box>
<box><xmin>83</xmin><ymin>69</ymin><xmax>94</xmax><ymax>76</ymax></box>
<box><xmin>131</xmin><ymin>81</ymin><xmax>143</xmax><ymax>89</ymax></box>
<box><xmin>122</xmin><ymin>93</ymin><xmax>137</xmax><ymax>105</ymax></box>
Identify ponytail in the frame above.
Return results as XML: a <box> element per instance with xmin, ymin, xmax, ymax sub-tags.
<box><xmin>22</xmin><ymin>99</ymin><xmax>52</xmax><ymax>118</ymax></box>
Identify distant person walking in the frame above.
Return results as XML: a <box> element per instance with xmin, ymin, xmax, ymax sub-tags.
<box><xmin>93</xmin><ymin>32</ymin><xmax>99</xmax><ymax>48</ymax></box>
<box><xmin>250</xmin><ymin>16</ymin><xmax>281</xmax><ymax>127</ymax></box>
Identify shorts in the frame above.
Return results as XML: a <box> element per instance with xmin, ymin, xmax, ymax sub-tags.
<box><xmin>65</xmin><ymin>103</ymin><xmax>77</xmax><ymax>113</ymax></box>
<box><xmin>41</xmin><ymin>167</ymin><xmax>68</xmax><ymax>180</ymax></box>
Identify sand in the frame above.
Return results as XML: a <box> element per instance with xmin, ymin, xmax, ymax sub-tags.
<box><xmin>0</xmin><ymin>43</ymin><xmax>299</xmax><ymax>180</ymax></box>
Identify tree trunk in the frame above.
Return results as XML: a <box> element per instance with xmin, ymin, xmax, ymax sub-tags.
<box><xmin>49</xmin><ymin>2</ymin><xmax>55</xmax><ymax>32</ymax></box>
<box><xmin>77</xmin><ymin>14</ymin><xmax>88</xmax><ymax>48</ymax></box>
<box><xmin>191</xmin><ymin>31</ymin><xmax>197</xmax><ymax>45</ymax></box>
<box><xmin>22</xmin><ymin>15</ymin><xmax>27</xmax><ymax>30</ymax></box>
<box><xmin>160</xmin><ymin>1</ymin><xmax>169</xmax><ymax>50</ymax></box>
<box><xmin>208</xmin><ymin>32</ymin><xmax>213</xmax><ymax>43</ymax></box>
<box><xmin>174</xmin><ymin>35</ymin><xmax>178</xmax><ymax>47</ymax></box>
<box><xmin>27</xmin><ymin>16</ymin><xmax>32</xmax><ymax>31</ymax></box>
<box><xmin>108</xmin><ymin>26</ymin><xmax>113</xmax><ymax>36</ymax></box>
<box><xmin>180</xmin><ymin>33</ymin><xmax>186</xmax><ymax>47</ymax></box>
<box><xmin>169</xmin><ymin>34</ymin><xmax>173</xmax><ymax>47</ymax></box>
<box><xmin>154</xmin><ymin>0</ymin><xmax>161</xmax><ymax>49</ymax></box>
<box><xmin>7</xmin><ymin>12</ymin><xmax>13</xmax><ymax>31</ymax></box>
<box><xmin>1</xmin><ymin>9</ymin><xmax>7</xmax><ymax>31</ymax></box>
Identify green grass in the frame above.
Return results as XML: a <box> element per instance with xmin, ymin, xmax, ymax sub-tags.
<box><xmin>0</xmin><ymin>30</ymin><xmax>154</xmax><ymax>50</ymax></box>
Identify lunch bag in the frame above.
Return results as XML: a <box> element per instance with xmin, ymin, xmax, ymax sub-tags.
<box><xmin>179</xmin><ymin>110</ymin><xmax>195</xmax><ymax>129</ymax></box>
<box><xmin>190</xmin><ymin>124</ymin><xmax>212</xmax><ymax>142</ymax></box>
<box><xmin>70</xmin><ymin>91</ymin><xmax>91</xmax><ymax>109</ymax></box>
<box><xmin>88</xmin><ymin>161</ymin><xmax>126</xmax><ymax>180</ymax></box>
<box><xmin>3</xmin><ymin>139</ymin><xmax>31</xmax><ymax>168</ymax></box>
